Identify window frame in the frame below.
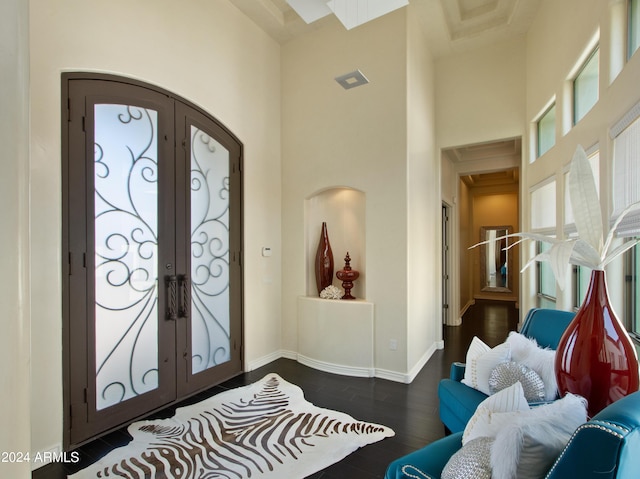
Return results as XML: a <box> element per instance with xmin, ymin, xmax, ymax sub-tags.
<box><xmin>629</xmin><ymin>0</ymin><xmax>640</xmax><ymax>60</ymax></box>
<box><xmin>573</xmin><ymin>46</ymin><xmax>600</xmax><ymax>125</ymax></box>
<box><xmin>536</xmin><ymin>102</ymin><xmax>556</xmax><ymax>158</ymax></box>
<box><xmin>572</xmin><ymin>265</ymin><xmax>592</xmax><ymax>311</ymax></box>
<box><xmin>536</xmin><ymin>241</ymin><xmax>557</xmax><ymax>307</ymax></box>
<box><xmin>625</xmin><ymin>243</ymin><xmax>640</xmax><ymax>344</ymax></box>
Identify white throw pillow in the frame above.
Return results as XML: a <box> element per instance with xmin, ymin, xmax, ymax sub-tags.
<box><xmin>461</xmin><ymin>336</ymin><xmax>511</xmax><ymax>395</ymax></box>
<box><xmin>506</xmin><ymin>332</ymin><xmax>558</xmax><ymax>400</ymax></box>
<box><xmin>489</xmin><ymin>393</ymin><xmax>587</xmax><ymax>479</ymax></box>
<box><xmin>463</xmin><ymin>382</ymin><xmax>530</xmax><ymax>445</ymax></box>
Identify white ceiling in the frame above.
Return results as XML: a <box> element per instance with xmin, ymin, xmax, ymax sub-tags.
<box><xmin>229</xmin><ymin>0</ymin><xmax>541</xmax><ymax>57</ymax></box>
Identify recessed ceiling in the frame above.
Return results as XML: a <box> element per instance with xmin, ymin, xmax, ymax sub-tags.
<box><xmin>229</xmin><ymin>0</ymin><xmax>541</xmax><ymax>57</ymax></box>
<box><xmin>443</xmin><ymin>137</ymin><xmax>521</xmax><ymax>187</ymax></box>
<box><xmin>460</xmin><ymin>168</ymin><xmax>519</xmax><ymax>187</ymax></box>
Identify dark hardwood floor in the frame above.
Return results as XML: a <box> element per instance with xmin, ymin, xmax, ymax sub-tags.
<box><xmin>33</xmin><ymin>300</ymin><xmax>518</xmax><ymax>479</ymax></box>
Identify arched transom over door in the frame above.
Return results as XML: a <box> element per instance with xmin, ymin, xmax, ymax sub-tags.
<box><xmin>62</xmin><ymin>74</ymin><xmax>243</xmax><ymax>447</ymax></box>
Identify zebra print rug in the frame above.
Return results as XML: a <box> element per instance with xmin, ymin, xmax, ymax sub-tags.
<box><xmin>69</xmin><ymin>373</ymin><xmax>394</xmax><ymax>478</ymax></box>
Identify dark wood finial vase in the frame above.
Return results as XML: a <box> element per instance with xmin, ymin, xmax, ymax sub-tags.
<box><xmin>336</xmin><ymin>252</ymin><xmax>359</xmax><ymax>300</ymax></box>
<box><xmin>314</xmin><ymin>222</ymin><xmax>334</xmax><ymax>296</ymax></box>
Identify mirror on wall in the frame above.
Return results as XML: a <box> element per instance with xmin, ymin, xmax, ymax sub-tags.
<box><xmin>480</xmin><ymin>226</ymin><xmax>512</xmax><ymax>293</ymax></box>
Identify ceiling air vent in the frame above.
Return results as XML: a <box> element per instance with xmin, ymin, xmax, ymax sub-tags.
<box><xmin>335</xmin><ymin>69</ymin><xmax>369</xmax><ymax>90</ymax></box>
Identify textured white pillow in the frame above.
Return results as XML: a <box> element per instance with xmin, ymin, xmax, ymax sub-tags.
<box><xmin>489</xmin><ymin>361</ymin><xmax>546</xmax><ymax>402</ymax></box>
<box><xmin>506</xmin><ymin>332</ymin><xmax>558</xmax><ymax>400</ymax></box>
<box><xmin>463</xmin><ymin>382</ymin><xmax>530</xmax><ymax>445</ymax></box>
<box><xmin>490</xmin><ymin>393</ymin><xmax>587</xmax><ymax>479</ymax></box>
<box><xmin>461</xmin><ymin>336</ymin><xmax>511</xmax><ymax>395</ymax></box>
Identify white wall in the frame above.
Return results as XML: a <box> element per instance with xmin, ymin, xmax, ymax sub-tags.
<box><xmin>0</xmin><ymin>0</ymin><xmax>31</xmax><ymax>476</ymax></box>
<box><xmin>522</xmin><ymin>0</ymin><xmax>640</xmax><ymax>313</ymax></box>
<box><xmin>407</xmin><ymin>7</ymin><xmax>441</xmax><ymax>372</ymax></box>
<box><xmin>29</xmin><ymin>0</ymin><xmax>282</xmax><ymax>458</ymax></box>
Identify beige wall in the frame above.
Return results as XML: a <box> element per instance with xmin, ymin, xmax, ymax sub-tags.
<box><xmin>281</xmin><ymin>11</ymin><xmax>409</xmax><ymax>375</ymax></box>
<box><xmin>435</xmin><ymin>37</ymin><xmax>526</xmax><ymax>323</ymax></box>
<box><xmin>522</xmin><ymin>0</ymin><xmax>640</xmax><ymax>313</ymax></box>
<box><xmin>436</xmin><ymin>36</ymin><xmax>527</xmax><ymax>150</ymax></box>
<box><xmin>281</xmin><ymin>8</ymin><xmax>440</xmax><ymax>378</ymax></box>
<box><xmin>29</xmin><ymin>0</ymin><xmax>282</xmax><ymax>459</ymax></box>
<box><xmin>1</xmin><ymin>0</ymin><xmax>31</xmax><ymax>476</ymax></box>
<box><xmin>407</xmin><ymin>6</ymin><xmax>440</xmax><ymax>371</ymax></box>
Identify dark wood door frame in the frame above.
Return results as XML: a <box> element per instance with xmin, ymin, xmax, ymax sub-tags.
<box><xmin>62</xmin><ymin>73</ymin><xmax>244</xmax><ymax>448</ymax></box>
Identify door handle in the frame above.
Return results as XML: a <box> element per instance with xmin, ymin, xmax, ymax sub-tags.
<box><xmin>166</xmin><ymin>275</ymin><xmax>178</xmax><ymax>321</ymax></box>
<box><xmin>178</xmin><ymin>274</ymin><xmax>190</xmax><ymax>320</ymax></box>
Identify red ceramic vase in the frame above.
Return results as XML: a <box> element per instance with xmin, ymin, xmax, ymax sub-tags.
<box><xmin>555</xmin><ymin>270</ymin><xmax>639</xmax><ymax>418</ymax></box>
<box><xmin>336</xmin><ymin>252</ymin><xmax>359</xmax><ymax>300</ymax></box>
<box><xmin>314</xmin><ymin>222</ymin><xmax>334</xmax><ymax>296</ymax></box>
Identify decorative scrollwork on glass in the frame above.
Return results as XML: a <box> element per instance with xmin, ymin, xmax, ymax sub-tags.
<box><xmin>94</xmin><ymin>104</ymin><xmax>159</xmax><ymax>411</ymax></box>
<box><xmin>190</xmin><ymin>126</ymin><xmax>231</xmax><ymax>374</ymax></box>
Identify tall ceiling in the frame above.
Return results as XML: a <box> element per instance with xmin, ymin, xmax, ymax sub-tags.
<box><xmin>229</xmin><ymin>0</ymin><xmax>541</xmax><ymax>57</ymax></box>
<box><xmin>229</xmin><ymin>0</ymin><xmax>535</xmax><ymax>178</ymax></box>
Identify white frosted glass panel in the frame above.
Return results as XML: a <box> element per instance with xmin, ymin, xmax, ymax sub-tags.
<box><xmin>531</xmin><ymin>180</ymin><xmax>556</xmax><ymax>231</ymax></box>
<box><xmin>539</xmin><ymin>243</ymin><xmax>556</xmax><ymax>300</ymax></box>
<box><xmin>190</xmin><ymin>126</ymin><xmax>231</xmax><ymax>374</ymax></box>
<box><xmin>613</xmin><ymin>116</ymin><xmax>640</xmax><ymax>235</ymax></box>
<box><xmin>565</xmin><ymin>150</ymin><xmax>599</xmax><ymax>228</ymax></box>
<box><xmin>94</xmin><ymin>104</ymin><xmax>159</xmax><ymax>411</ymax></box>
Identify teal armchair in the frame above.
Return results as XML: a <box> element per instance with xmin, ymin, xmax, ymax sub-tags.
<box><xmin>438</xmin><ymin>308</ymin><xmax>575</xmax><ymax>434</ymax></box>
<box><xmin>385</xmin><ymin>389</ymin><xmax>640</xmax><ymax>479</ymax></box>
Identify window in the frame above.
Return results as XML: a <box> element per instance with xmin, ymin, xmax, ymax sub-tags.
<box><xmin>531</xmin><ymin>180</ymin><xmax>556</xmax><ymax>231</ymax></box>
<box><xmin>573</xmin><ymin>48</ymin><xmax>599</xmax><ymax>125</ymax></box>
<box><xmin>630</xmin><ymin>0</ymin><xmax>640</xmax><ymax>59</ymax></box>
<box><xmin>537</xmin><ymin>242</ymin><xmax>557</xmax><ymax>307</ymax></box>
<box><xmin>565</xmin><ymin>149</ymin><xmax>599</xmax><ymax>309</ymax></box>
<box><xmin>531</xmin><ymin>180</ymin><xmax>557</xmax><ymax>305</ymax></box>
<box><xmin>626</xmin><ymin>244</ymin><xmax>640</xmax><ymax>341</ymax></box>
<box><xmin>564</xmin><ymin>148</ymin><xmax>600</xmax><ymax>233</ymax></box>
<box><xmin>537</xmin><ymin>103</ymin><xmax>556</xmax><ymax>158</ymax></box>
<box><xmin>613</xmin><ymin>103</ymin><xmax>640</xmax><ymax>345</ymax></box>
<box><xmin>573</xmin><ymin>265</ymin><xmax>592</xmax><ymax>309</ymax></box>
<box><xmin>611</xmin><ymin>106</ymin><xmax>640</xmax><ymax>235</ymax></box>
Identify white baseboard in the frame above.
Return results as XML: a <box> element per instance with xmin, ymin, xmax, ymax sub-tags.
<box><xmin>375</xmin><ymin>368</ymin><xmax>411</xmax><ymax>383</ymax></box>
<box><xmin>407</xmin><ymin>342</ymin><xmax>438</xmax><ymax>382</ymax></box>
<box><xmin>450</xmin><ymin>299</ymin><xmax>475</xmax><ymax>325</ymax></box>
<box><xmin>280</xmin><ymin>349</ymin><xmax>298</xmax><ymax>360</ymax></box>
<box><xmin>248</xmin><ymin>343</ymin><xmax>443</xmax><ymax>384</ymax></box>
<box><xmin>375</xmin><ymin>342</ymin><xmax>438</xmax><ymax>384</ymax></box>
<box><xmin>246</xmin><ymin>349</ymin><xmax>299</xmax><ymax>371</ymax></box>
<box><xmin>297</xmin><ymin>354</ymin><xmax>375</xmax><ymax>378</ymax></box>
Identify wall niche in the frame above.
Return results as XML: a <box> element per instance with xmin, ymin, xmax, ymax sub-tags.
<box><xmin>305</xmin><ymin>187</ymin><xmax>366</xmax><ymax>299</ymax></box>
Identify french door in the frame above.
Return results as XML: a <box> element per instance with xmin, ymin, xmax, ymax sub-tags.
<box><xmin>62</xmin><ymin>75</ymin><xmax>243</xmax><ymax>447</ymax></box>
